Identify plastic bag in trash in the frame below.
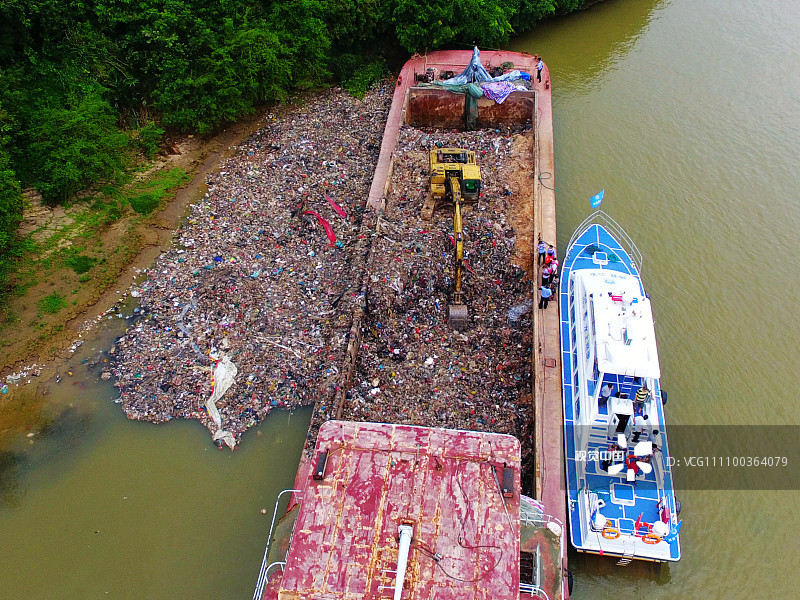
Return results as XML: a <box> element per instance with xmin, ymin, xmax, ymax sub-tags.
<box><xmin>508</xmin><ymin>300</ymin><xmax>533</xmax><ymax>322</ymax></box>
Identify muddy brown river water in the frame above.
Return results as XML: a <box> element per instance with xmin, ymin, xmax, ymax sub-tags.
<box><xmin>2</xmin><ymin>0</ymin><xmax>799</xmax><ymax>597</ymax></box>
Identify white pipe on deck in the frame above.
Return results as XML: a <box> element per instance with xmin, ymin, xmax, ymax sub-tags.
<box><xmin>394</xmin><ymin>525</ymin><xmax>414</xmax><ymax>600</ymax></box>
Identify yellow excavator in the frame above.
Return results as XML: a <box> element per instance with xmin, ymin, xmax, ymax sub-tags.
<box><xmin>423</xmin><ymin>148</ymin><xmax>482</xmax><ymax>329</ymax></box>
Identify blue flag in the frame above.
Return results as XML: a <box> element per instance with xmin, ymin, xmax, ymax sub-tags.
<box><xmin>590</xmin><ymin>189</ymin><xmax>605</xmax><ymax>208</ymax></box>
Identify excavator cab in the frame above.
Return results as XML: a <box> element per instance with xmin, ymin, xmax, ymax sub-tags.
<box><xmin>427</xmin><ymin>148</ymin><xmax>482</xmax><ymax>208</ymax></box>
<box><xmin>424</xmin><ymin>148</ymin><xmax>482</xmax><ymax>329</ymax></box>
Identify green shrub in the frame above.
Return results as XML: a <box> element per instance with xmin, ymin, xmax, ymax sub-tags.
<box><xmin>137</xmin><ymin>123</ymin><xmax>165</xmax><ymax>158</ymax></box>
<box><xmin>128</xmin><ymin>192</ymin><xmax>160</xmax><ymax>215</ymax></box>
<box><xmin>343</xmin><ymin>61</ymin><xmax>387</xmax><ymax>99</ymax></box>
<box><xmin>0</xmin><ymin>139</ymin><xmax>22</xmax><ymax>298</ymax></box>
<box><xmin>106</xmin><ymin>201</ymin><xmax>123</xmax><ymax>223</ymax></box>
<box><xmin>64</xmin><ymin>254</ymin><xmax>96</xmax><ymax>275</ymax></box>
<box><xmin>122</xmin><ymin>167</ymin><xmax>190</xmax><ymax>215</ymax></box>
<box><xmin>37</xmin><ymin>292</ymin><xmax>67</xmax><ymax>315</ymax></box>
<box><xmin>26</xmin><ymin>90</ymin><xmax>128</xmax><ymax>204</ymax></box>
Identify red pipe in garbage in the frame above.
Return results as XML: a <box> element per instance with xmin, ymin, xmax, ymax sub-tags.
<box><xmin>325</xmin><ymin>194</ymin><xmax>347</xmax><ymax>219</ymax></box>
<box><xmin>303</xmin><ymin>210</ymin><xmax>337</xmax><ymax>245</ymax></box>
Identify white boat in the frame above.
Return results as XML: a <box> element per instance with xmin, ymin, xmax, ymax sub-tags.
<box><xmin>559</xmin><ymin>210</ymin><xmax>681</xmax><ymax>564</ymax></box>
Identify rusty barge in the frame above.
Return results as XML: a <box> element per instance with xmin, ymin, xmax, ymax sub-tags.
<box><xmin>253</xmin><ymin>49</ymin><xmax>567</xmax><ymax>600</ymax></box>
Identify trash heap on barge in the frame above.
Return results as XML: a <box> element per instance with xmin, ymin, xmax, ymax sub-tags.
<box><xmin>255</xmin><ymin>49</ymin><xmax>569</xmax><ymax>600</ymax></box>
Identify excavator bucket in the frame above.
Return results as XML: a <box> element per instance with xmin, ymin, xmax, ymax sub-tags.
<box><xmin>448</xmin><ymin>303</ymin><xmax>469</xmax><ymax>329</ymax></box>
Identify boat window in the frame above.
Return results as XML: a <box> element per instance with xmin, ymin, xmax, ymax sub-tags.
<box><xmin>587</xmin><ymin>360</ymin><xmax>599</xmax><ymax>397</ymax></box>
<box><xmin>582</xmin><ymin>243</ymin><xmax>621</xmax><ymax>264</ymax></box>
<box><xmin>584</xmin><ymin>324</ymin><xmax>591</xmax><ymax>360</ymax></box>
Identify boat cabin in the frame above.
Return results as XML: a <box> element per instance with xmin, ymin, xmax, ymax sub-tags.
<box><xmin>563</xmin><ymin>249</ymin><xmax>680</xmax><ymax>562</ymax></box>
<box><xmin>568</xmin><ymin>270</ymin><xmax>661</xmax><ymax>432</ymax></box>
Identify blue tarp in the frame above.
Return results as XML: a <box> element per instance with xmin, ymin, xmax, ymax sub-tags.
<box><xmin>441</xmin><ymin>47</ymin><xmax>523</xmax><ymax>85</ymax></box>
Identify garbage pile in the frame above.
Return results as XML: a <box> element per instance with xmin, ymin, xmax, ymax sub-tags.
<box><xmin>112</xmin><ymin>86</ymin><xmax>392</xmax><ymax>446</ymax></box>
<box><xmin>324</xmin><ymin>124</ymin><xmax>536</xmax><ymax>442</ymax></box>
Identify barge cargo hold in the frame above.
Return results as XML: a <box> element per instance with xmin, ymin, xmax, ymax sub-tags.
<box><xmin>254</xmin><ymin>48</ymin><xmax>567</xmax><ymax>600</ymax></box>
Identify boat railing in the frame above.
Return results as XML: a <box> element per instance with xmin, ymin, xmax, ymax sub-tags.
<box><xmin>520</xmin><ymin>509</ymin><xmax>564</xmax><ymax>532</ymax></box>
<box><xmin>519</xmin><ymin>540</ymin><xmax>551</xmax><ymax>600</ymax></box>
<box><xmin>252</xmin><ymin>488</ymin><xmax>302</xmax><ymax>600</ymax></box>
<box><xmin>565</xmin><ymin>210</ymin><xmax>644</xmax><ymax>271</ymax></box>
<box><xmin>262</xmin><ymin>562</ymin><xmax>287</xmax><ymax>586</ymax></box>
<box><xmin>597</xmin><ymin>519</ymin><xmax>665</xmax><ymax>539</ymax></box>
<box><xmin>520</xmin><ymin>582</ymin><xmax>551</xmax><ymax>600</ymax></box>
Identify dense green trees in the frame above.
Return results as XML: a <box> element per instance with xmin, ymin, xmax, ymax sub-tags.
<box><xmin>0</xmin><ymin>105</ymin><xmax>22</xmax><ymax>293</ymax></box>
<box><xmin>0</xmin><ymin>0</ymin><xmax>585</xmax><ymax>261</ymax></box>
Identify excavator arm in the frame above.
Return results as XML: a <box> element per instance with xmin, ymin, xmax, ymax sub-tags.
<box><xmin>448</xmin><ymin>176</ymin><xmax>468</xmax><ymax>329</ymax></box>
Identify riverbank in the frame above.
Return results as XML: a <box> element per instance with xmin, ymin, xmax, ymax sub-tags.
<box><xmin>0</xmin><ymin>91</ymin><xmax>345</xmax><ymax>454</ymax></box>
<box><xmin>0</xmin><ymin>96</ymin><xmax>327</xmax><ymax>390</ymax></box>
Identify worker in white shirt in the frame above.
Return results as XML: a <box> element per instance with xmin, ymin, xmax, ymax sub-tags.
<box><xmin>599</xmin><ymin>382</ymin><xmax>614</xmax><ymax>408</ymax></box>
<box><xmin>632</xmin><ymin>413</ymin><xmax>649</xmax><ymax>442</ymax></box>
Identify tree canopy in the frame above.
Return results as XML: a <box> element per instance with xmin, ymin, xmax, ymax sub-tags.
<box><xmin>0</xmin><ymin>0</ymin><xmax>584</xmax><ymax>214</ymax></box>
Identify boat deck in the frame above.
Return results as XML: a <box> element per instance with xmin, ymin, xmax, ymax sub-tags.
<box><xmin>559</xmin><ymin>218</ymin><xmax>680</xmax><ymax>562</ymax></box>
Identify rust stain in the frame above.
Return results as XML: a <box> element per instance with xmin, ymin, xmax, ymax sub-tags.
<box><xmin>278</xmin><ymin>422</ymin><xmax>520</xmax><ymax>600</ymax></box>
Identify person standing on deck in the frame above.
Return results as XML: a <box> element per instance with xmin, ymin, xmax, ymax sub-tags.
<box><xmin>632</xmin><ymin>413</ymin><xmax>649</xmax><ymax>443</ymax></box>
<box><xmin>537</xmin><ymin>240</ymin><xmax>547</xmax><ymax>265</ymax></box>
<box><xmin>539</xmin><ymin>285</ymin><xmax>553</xmax><ymax>309</ymax></box>
<box><xmin>537</xmin><ymin>57</ymin><xmax>544</xmax><ymax>83</ymax></box>
<box><xmin>634</xmin><ymin>384</ymin><xmax>651</xmax><ymax>413</ymax></box>
<box><xmin>549</xmin><ymin>259</ymin><xmax>559</xmax><ymax>288</ymax></box>
<box><xmin>542</xmin><ymin>264</ymin><xmax>553</xmax><ymax>287</ymax></box>
<box><xmin>600</xmin><ymin>383</ymin><xmax>614</xmax><ymax>408</ymax></box>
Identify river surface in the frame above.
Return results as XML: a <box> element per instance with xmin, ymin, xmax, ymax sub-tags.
<box><xmin>0</xmin><ymin>317</ymin><xmax>312</xmax><ymax>599</ymax></box>
<box><xmin>509</xmin><ymin>0</ymin><xmax>800</xmax><ymax>597</ymax></box>
<box><xmin>2</xmin><ymin>0</ymin><xmax>799</xmax><ymax>597</ymax></box>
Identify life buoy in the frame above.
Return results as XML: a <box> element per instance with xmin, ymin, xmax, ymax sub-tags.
<box><xmin>643</xmin><ymin>533</ymin><xmax>661</xmax><ymax>544</ymax></box>
<box><xmin>602</xmin><ymin>525</ymin><xmax>621</xmax><ymax>540</ymax></box>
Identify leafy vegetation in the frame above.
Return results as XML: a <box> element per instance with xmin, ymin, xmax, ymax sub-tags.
<box><xmin>136</xmin><ymin>123</ymin><xmax>165</xmax><ymax>159</ymax></box>
<box><xmin>26</xmin><ymin>91</ymin><xmax>129</xmax><ymax>204</ymax></box>
<box><xmin>63</xmin><ymin>253</ymin><xmax>97</xmax><ymax>275</ymax></box>
<box><xmin>128</xmin><ymin>193</ymin><xmax>160</xmax><ymax>215</ymax></box>
<box><xmin>344</xmin><ymin>60</ymin><xmax>389</xmax><ymax>99</ymax></box>
<box><xmin>123</xmin><ymin>168</ymin><xmax>191</xmax><ymax>214</ymax></box>
<box><xmin>0</xmin><ymin>105</ymin><xmax>23</xmax><ymax>297</ymax></box>
<box><xmin>37</xmin><ymin>292</ymin><xmax>67</xmax><ymax>315</ymax></box>
<box><xmin>0</xmin><ymin>0</ymin><xmax>586</xmax><ymax>308</ymax></box>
